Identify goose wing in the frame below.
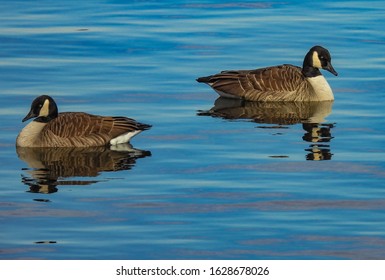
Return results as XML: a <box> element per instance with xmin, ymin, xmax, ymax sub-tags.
<box><xmin>199</xmin><ymin>64</ymin><xmax>307</xmax><ymax>101</ymax></box>
<box><xmin>42</xmin><ymin>113</ymin><xmax>150</xmax><ymax>147</ymax></box>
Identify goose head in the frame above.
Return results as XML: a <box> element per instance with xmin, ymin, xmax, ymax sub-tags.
<box><xmin>22</xmin><ymin>95</ymin><xmax>58</xmax><ymax>123</ymax></box>
<box><xmin>302</xmin><ymin>46</ymin><xmax>338</xmax><ymax>77</ymax></box>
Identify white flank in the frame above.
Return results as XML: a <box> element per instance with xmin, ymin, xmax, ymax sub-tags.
<box><xmin>109</xmin><ymin>130</ymin><xmax>142</xmax><ymax>146</ymax></box>
<box><xmin>307</xmin><ymin>75</ymin><xmax>334</xmax><ymax>101</ymax></box>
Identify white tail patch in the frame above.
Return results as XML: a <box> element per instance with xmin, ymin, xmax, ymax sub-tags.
<box><xmin>109</xmin><ymin>130</ymin><xmax>142</xmax><ymax>146</ymax></box>
<box><xmin>110</xmin><ymin>143</ymin><xmax>134</xmax><ymax>152</ymax></box>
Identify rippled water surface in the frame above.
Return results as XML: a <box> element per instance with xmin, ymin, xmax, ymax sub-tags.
<box><xmin>1</xmin><ymin>0</ymin><xmax>385</xmax><ymax>260</ymax></box>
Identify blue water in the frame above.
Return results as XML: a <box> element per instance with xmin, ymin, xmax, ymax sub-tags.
<box><xmin>1</xmin><ymin>0</ymin><xmax>385</xmax><ymax>260</ymax></box>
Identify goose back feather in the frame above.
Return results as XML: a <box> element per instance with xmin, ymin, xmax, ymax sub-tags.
<box><xmin>200</xmin><ymin>65</ymin><xmax>312</xmax><ymax>101</ymax></box>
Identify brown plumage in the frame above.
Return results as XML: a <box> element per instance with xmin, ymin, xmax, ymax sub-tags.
<box><xmin>16</xmin><ymin>95</ymin><xmax>151</xmax><ymax>147</ymax></box>
<box><xmin>197</xmin><ymin>46</ymin><xmax>338</xmax><ymax>102</ymax></box>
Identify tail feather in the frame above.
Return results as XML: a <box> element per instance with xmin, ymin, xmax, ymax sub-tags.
<box><xmin>196</xmin><ymin>75</ymin><xmax>213</xmax><ymax>83</ymax></box>
<box><xmin>138</xmin><ymin>123</ymin><xmax>152</xmax><ymax>131</ymax></box>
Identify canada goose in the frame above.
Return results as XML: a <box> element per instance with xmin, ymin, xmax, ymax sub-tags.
<box><xmin>196</xmin><ymin>45</ymin><xmax>338</xmax><ymax>102</ymax></box>
<box><xmin>16</xmin><ymin>95</ymin><xmax>151</xmax><ymax>147</ymax></box>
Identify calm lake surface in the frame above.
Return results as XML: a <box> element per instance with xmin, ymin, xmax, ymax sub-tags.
<box><xmin>1</xmin><ymin>0</ymin><xmax>385</xmax><ymax>260</ymax></box>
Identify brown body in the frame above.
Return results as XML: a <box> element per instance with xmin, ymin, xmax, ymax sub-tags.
<box><xmin>197</xmin><ymin>46</ymin><xmax>338</xmax><ymax>102</ymax></box>
<box><xmin>16</xmin><ymin>95</ymin><xmax>151</xmax><ymax>147</ymax></box>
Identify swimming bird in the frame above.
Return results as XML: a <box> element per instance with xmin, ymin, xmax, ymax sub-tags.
<box><xmin>16</xmin><ymin>95</ymin><xmax>151</xmax><ymax>147</ymax></box>
<box><xmin>196</xmin><ymin>45</ymin><xmax>338</xmax><ymax>102</ymax></box>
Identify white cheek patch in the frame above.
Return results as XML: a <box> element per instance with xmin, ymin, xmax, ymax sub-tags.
<box><xmin>39</xmin><ymin>99</ymin><xmax>50</xmax><ymax>117</ymax></box>
<box><xmin>312</xmin><ymin>51</ymin><xmax>322</xmax><ymax>68</ymax></box>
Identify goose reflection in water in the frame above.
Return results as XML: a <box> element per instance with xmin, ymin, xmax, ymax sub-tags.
<box><xmin>16</xmin><ymin>144</ymin><xmax>151</xmax><ymax>194</ymax></box>
<box><xmin>198</xmin><ymin>97</ymin><xmax>334</xmax><ymax>160</ymax></box>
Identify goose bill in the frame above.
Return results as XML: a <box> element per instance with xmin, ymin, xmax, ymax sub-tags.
<box><xmin>22</xmin><ymin>110</ymin><xmax>37</xmax><ymax>122</ymax></box>
<box><xmin>324</xmin><ymin>61</ymin><xmax>338</xmax><ymax>76</ymax></box>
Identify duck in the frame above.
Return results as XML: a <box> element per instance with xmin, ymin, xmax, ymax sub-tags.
<box><xmin>196</xmin><ymin>45</ymin><xmax>338</xmax><ymax>102</ymax></box>
<box><xmin>16</xmin><ymin>95</ymin><xmax>152</xmax><ymax>147</ymax></box>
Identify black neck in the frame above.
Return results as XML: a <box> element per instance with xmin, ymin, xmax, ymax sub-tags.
<box><xmin>302</xmin><ymin>65</ymin><xmax>322</xmax><ymax>78</ymax></box>
<box><xmin>34</xmin><ymin>115</ymin><xmax>57</xmax><ymax>123</ymax></box>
